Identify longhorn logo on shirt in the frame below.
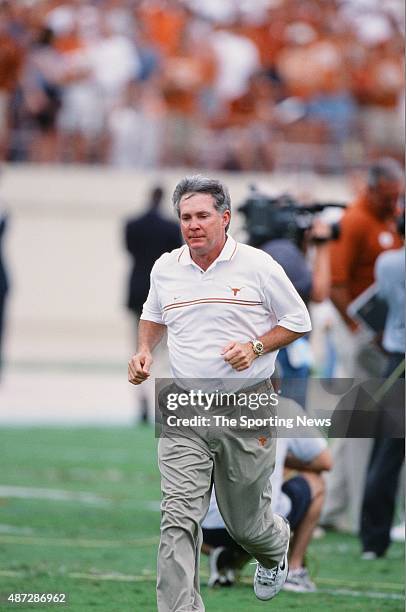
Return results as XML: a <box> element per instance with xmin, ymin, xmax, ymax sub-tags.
<box><xmin>258</xmin><ymin>436</ymin><xmax>268</xmax><ymax>447</ymax></box>
<box><xmin>228</xmin><ymin>286</ymin><xmax>244</xmax><ymax>296</ymax></box>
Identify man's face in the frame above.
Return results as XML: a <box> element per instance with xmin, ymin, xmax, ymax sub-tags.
<box><xmin>179</xmin><ymin>193</ymin><xmax>230</xmax><ymax>257</ymax></box>
<box><xmin>368</xmin><ymin>178</ymin><xmax>403</xmax><ymax>219</ymax></box>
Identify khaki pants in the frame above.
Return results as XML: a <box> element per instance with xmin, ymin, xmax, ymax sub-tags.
<box><xmin>156</xmin><ymin>380</ymin><xmax>289</xmax><ymax>612</ymax></box>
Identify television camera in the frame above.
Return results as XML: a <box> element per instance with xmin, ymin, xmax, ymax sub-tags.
<box><xmin>238</xmin><ymin>187</ymin><xmax>346</xmax><ymax>248</ymax></box>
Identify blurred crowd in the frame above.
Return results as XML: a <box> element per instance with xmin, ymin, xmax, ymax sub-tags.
<box><xmin>0</xmin><ymin>0</ymin><xmax>404</xmax><ymax>171</ymax></box>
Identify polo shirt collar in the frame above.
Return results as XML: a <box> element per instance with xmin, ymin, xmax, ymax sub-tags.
<box><xmin>178</xmin><ymin>234</ymin><xmax>237</xmax><ymax>268</ymax></box>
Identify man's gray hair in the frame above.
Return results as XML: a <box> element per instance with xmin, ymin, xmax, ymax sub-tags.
<box><xmin>172</xmin><ymin>175</ymin><xmax>231</xmax><ymax>229</ymax></box>
<box><xmin>367</xmin><ymin>158</ymin><xmax>404</xmax><ymax>188</ymax></box>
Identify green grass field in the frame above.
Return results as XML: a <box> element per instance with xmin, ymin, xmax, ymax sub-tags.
<box><xmin>0</xmin><ymin>427</ymin><xmax>403</xmax><ymax>611</ymax></box>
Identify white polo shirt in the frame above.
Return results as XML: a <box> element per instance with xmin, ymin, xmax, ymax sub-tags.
<box><xmin>141</xmin><ymin>235</ymin><xmax>311</xmax><ymax>387</ymax></box>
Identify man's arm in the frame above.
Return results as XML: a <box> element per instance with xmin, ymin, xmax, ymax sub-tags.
<box><xmin>310</xmin><ymin>245</ymin><xmax>330</xmax><ymax>303</ymax></box>
<box><xmin>311</xmin><ymin>245</ymin><xmax>330</xmax><ymax>303</ymax></box>
<box><xmin>285</xmin><ymin>448</ymin><xmax>332</xmax><ymax>473</ymax></box>
<box><xmin>128</xmin><ymin>320</ymin><xmax>166</xmax><ymax>385</ymax></box>
<box><xmin>308</xmin><ymin>219</ymin><xmax>331</xmax><ymax>303</ymax></box>
<box><xmin>222</xmin><ymin>325</ymin><xmax>305</xmax><ymax>372</ymax></box>
<box><xmin>330</xmin><ymin>285</ymin><xmax>359</xmax><ymax>331</ymax></box>
<box><xmin>260</xmin><ymin>326</ymin><xmax>305</xmax><ymax>354</ymax></box>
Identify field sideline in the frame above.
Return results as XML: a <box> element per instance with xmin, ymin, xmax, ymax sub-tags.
<box><xmin>0</xmin><ymin>427</ymin><xmax>403</xmax><ymax>611</ymax></box>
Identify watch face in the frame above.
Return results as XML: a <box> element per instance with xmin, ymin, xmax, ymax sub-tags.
<box><xmin>253</xmin><ymin>340</ymin><xmax>264</xmax><ymax>355</ymax></box>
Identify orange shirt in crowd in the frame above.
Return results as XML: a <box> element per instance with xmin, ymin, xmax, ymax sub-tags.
<box><xmin>351</xmin><ymin>55</ymin><xmax>403</xmax><ymax>108</ymax></box>
<box><xmin>54</xmin><ymin>32</ymin><xmax>84</xmax><ymax>56</ymax></box>
<box><xmin>277</xmin><ymin>38</ymin><xmax>343</xmax><ymax>100</ymax></box>
<box><xmin>161</xmin><ymin>42</ymin><xmax>215</xmax><ymax>116</ymax></box>
<box><xmin>0</xmin><ymin>34</ymin><xmax>23</xmax><ymax>91</ymax></box>
<box><xmin>330</xmin><ymin>195</ymin><xmax>403</xmax><ymax>300</ymax></box>
<box><xmin>138</xmin><ymin>1</ymin><xmax>188</xmax><ymax>57</ymax></box>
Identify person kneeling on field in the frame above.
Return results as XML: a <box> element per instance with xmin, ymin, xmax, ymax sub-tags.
<box><xmin>202</xmin><ymin>426</ymin><xmax>332</xmax><ymax>593</ymax></box>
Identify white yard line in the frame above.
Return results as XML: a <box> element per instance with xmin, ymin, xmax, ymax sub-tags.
<box><xmin>0</xmin><ymin>524</ymin><xmax>34</xmax><ymax>535</ymax></box>
<box><xmin>0</xmin><ymin>485</ymin><xmax>110</xmax><ymax>505</ymax></box>
<box><xmin>142</xmin><ymin>501</ymin><xmax>161</xmax><ymax>511</ymax></box>
<box><xmin>0</xmin><ymin>534</ymin><xmax>159</xmax><ymax>548</ymax></box>
<box><xmin>238</xmin><ymin>575</ymin><xmax>403</xmax><ymax>595</ymax></box>
<box><xmin>0</xmin><ymin>485</ymin><xmax>162</xmax><ymax>512</ymax></box>
<box><xmin>318</xmin><ymin>588</ymin><xmax>403</xmax><ymax>601</ymax></box>
<box><xmin>0</xmin><ymin>570</ymin><xmax>24</xmax><ymax>578</ymax></box>
<box><xmin>317</xmin><ymin>576</ymin><xmax>404</xmax><ymax>591</ymax></box>
<box><xmin>68</xmin><ymin>572</ymin><xmax>156</xmax><ymax>583</ymax></box>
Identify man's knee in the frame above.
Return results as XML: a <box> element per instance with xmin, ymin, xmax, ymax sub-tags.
<box><xmin>303</xmin><ymin>471</ymin><xmax>325</xmax><ymax>500</ymax></box>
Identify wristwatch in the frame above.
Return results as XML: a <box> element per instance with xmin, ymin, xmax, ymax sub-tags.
<box><xmin>250</xmin><ymin>339</ymin><xmax>264</xmax><ymax>357</ymax></box>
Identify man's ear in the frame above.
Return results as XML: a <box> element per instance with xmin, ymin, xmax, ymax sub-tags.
<box><xmin>223</xmin><ymin>210</ymin><xmax>231</xmax><ymax>227</ymax></box>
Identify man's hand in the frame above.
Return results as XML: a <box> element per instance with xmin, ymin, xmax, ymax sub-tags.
<box><xmin>308</xmin><ymin>218</ymin><xmax>332</xmax><ymax>243</ymax></box>
<box><xmin>128</xmin><ymin>350</ymin><xmax>153</xmax><ymax>385</ymax></box>
<box><xmin>331</xmin><ymin>285</ymin><xmax>360</xmax><ymax>332</ymax></box>
<box><xmin>221</xmin><ymin>341</ymin><xmax>256</xmax><ymax>371</ymax></box>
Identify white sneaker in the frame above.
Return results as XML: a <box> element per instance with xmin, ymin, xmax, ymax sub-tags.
<box><xmin>361</xmin><ymin>551</ymin><xmax>378</xmax><ymax>560</ymax></box>
<box><xmin>220</xmin><ymin>568</ymin><xmax>235</xmax><ymax>586</ymax></box>
<box><xmin>390</xmin><ymin>523</ymin><xmax>405</xmax><ymax>542</ymax></box>
<box><xmin>283</xmin><ymin>567</ymin><xmax>316</xmax><ymax>592</ymax></box>
<box><xmin>253</xmin><ymin>515</ymin><xmax>290</xmax><ymax>601</ymax></box>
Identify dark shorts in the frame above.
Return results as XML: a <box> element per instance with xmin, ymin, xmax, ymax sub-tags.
<box><xmin>202</xmin><ymin>528</ymin><xmax>245</xmax><ymax>552</ymax></box>
<box><xmin>282</xmin><ymin>475</ymin><xmax>312</xmax><ymax>530</ymax></box>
